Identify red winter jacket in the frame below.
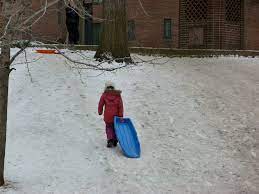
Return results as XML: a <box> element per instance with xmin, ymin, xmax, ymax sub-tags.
<box><xmin>98</xmin><ymin>90</ymin><xmax>124</xmax><ymax>123</ymax></box>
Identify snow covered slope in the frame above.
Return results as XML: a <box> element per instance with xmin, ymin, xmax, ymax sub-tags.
<box><xmin>0</xmin><ymin>48</ymin><xmax>258</xmax><ymax>194</ymax></box>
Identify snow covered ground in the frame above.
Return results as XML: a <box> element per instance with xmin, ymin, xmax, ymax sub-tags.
<box><xmin>0</xmin><ymin>48</ymin><xmax>258</xmax><ymax>194</ymax></box>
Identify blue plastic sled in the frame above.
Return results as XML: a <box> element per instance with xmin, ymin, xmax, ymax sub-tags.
<box><xmin>114</xmin><ymin>117</ymin><xmax>141</xmax><ymax>158</ymax></box>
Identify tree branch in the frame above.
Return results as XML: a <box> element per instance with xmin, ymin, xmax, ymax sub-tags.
<box><xmin>10</xmin><ymin>41</ymin><xmax>31</xmax><ymax>64</ymax></box>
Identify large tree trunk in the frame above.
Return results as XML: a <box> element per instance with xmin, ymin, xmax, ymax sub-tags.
<box><xmin>0</xmin><ymin>45</ymin><xmax>10</xmax><ymax>186</ymax></box>
<box><xmin>95</xmin><ymin>0</ymin><xmax>131</xmax><ymax>62</ymax></box>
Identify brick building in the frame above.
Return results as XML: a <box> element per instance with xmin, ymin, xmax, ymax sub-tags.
<box><xmin>1</xmin><ymin>0</ymin><xmax>259</xmax><ymax>50</ymax></box>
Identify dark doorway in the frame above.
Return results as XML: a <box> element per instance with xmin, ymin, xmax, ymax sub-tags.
<box><xmin>84</xmin><ymin>3</ymin><xmax>93</xmax><ymax>45</ymax></box>
<box><xmin>66</xmin><ymin>5</ymin><xmax>80</xmax><ymax>44</ymax></box>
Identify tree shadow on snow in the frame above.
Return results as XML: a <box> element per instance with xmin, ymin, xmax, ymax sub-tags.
<box><xmin>0</xmin><ymin>180</ymin><xmax>19</xmax><ymax>192</ymax></box>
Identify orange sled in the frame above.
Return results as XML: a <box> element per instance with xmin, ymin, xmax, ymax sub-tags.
<box><xmin>36</xmin><ymin>49</ymin><xmax>60</xmax><ymax>54</ymax></box>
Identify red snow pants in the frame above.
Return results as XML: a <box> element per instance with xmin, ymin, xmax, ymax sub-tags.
<box><xmin>105</xmin><ymin>123</ymin><xmax>117</xmax><ymax>141</ymax></box>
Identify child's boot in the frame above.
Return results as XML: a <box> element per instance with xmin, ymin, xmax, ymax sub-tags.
<box><xmin>113</xmin><ymin>139</ymin><xmax>118</xmax><ymax>147</ymax></box>
<box><xmin>107</xmin><ymin>140</ymin><xmax>113</xmax><ymax>148</ymax></box>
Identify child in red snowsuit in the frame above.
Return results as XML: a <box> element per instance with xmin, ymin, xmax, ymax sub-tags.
<box><xmin>98</xmin><ymin>81</ymin><xmax>124</xmax><ymax>148</ymax></box>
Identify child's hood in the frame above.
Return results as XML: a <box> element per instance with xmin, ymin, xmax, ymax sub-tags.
<box><xmin>104</xmin><ymin>81</ymin><xmax>115</xmax><ymax>90</ymax></box>
<box><xmin>103</xmin><ymin>90</ymin><xmax>122</xmax><ymax>100</ymax></box>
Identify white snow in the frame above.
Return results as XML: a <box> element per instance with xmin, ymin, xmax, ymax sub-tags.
<box><xmin>0</xmin><ymin>48</ymin><xmax>258</xmax><ymax>194</ymax></box>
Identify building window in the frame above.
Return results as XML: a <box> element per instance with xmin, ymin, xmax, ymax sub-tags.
<box><xmin>225</xmin><ymin>0</ymin><xmax>241</xmax><ymax>22</ymax></box>
<box><xmin>128</xmin><ymin>20</ymin><xmax>136</xmax><ymax>41</ymax></box>
<box><xmin>186</xmin><ymin>0</ymin><xmax>208</xmax><ymax>22</ymax></box>
<box><xmin>164</xmin><ymin>19</ymin><xmax>172</xmax><ymax>39</ymax></box>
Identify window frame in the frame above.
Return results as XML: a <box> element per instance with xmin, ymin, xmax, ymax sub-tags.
<box><xmin>164</xmin><ymin>18</ymin><xmax>172</xmax><ymax>40</ymax></box>
<box><xmin>225</xmin><ymin>0</ymin><xmax>241</xmax><ymax>23</ymax></box>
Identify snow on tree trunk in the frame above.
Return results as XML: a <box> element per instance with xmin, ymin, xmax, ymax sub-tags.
<box><xmin>0</xmin><ymin>0</ymin><xmax>12</xmax><ymax>185</ymax></box>
<box><xmin>95</xmin><ymin>0</ymin><xmax>131</xmax><ymax>62</ymax></box>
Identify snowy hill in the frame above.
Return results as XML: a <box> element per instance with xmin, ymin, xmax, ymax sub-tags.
<box><xmin>1</xmin><ymin>48</ymin><xmax>258</xmax><ymax>194</ymax></box>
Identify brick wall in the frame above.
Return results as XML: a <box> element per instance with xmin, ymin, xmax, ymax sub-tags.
<box><xmin>127</xmin><ymin>0</ymin><xmax>179</xmax><ymax>48</ymax></box>
<box><xmin>221</xmin><ymin>0</ymin><xmax>243</xmax><ymax>50</ymax></box>
<box><xmin>180</xmin><ymin>0</ymin><xmax>243</xmax><ymax>50</ymax></box>
<box><xmin>31</xmin><ymin>0</ymin><xmax>66</xmax><ymax>43</ymax></box>
<box><xmin>1</xmin><ymin>0</ymin><xmax>258</xmax><ymax>50</ymax></box>
<box><xmin>206</xmin><ymin>0</ymin><xmax>224</xmax><ymax>49</ymax></box>
<box><xmin>244</xmin><ymin>0</ymin><xmax>259</xmax><ymax>50</ymax></box>
<box><xmin>91</xmin><ymin>0</ymin><xmax>179</xmax><ymax>48</ymax></box>
<box><xmin>222</xmin><ymin>23</ymin><xmax>242</xmax><ymax>49</ymax></box>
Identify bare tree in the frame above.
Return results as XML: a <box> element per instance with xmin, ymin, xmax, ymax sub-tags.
<box><xmin>0</xmin><ymin>0</ymin><xmax>22</xmax><ymax>185</ymax></box>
